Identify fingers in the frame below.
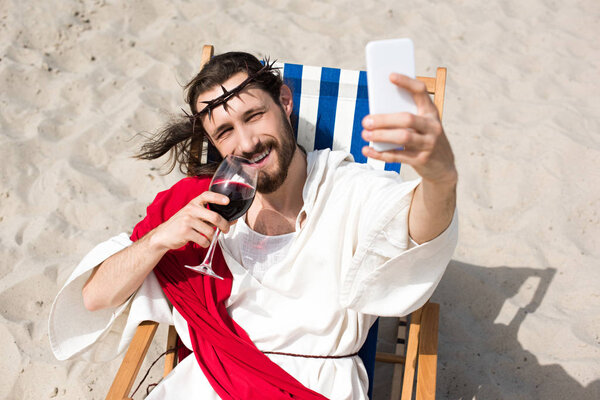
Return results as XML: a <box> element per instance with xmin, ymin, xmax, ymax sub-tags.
<box><xmin>362</xmin><ymin>112</ymin><xmax>442</xmax><ymax>150</ymax></box>
<box><xmin>389</xmin><ymin>73</ymin><xmax>437</xmax><ymax>115</ymax></box>
<box><xmin>363</xmin><ymin>111</ymin><xmax>438</xmax><ymax>133</ymax></box>
<box><xmin>361</xmin><ymin>73</ymin><xmax>442</xmax><ymax>138</ymax></box>
<box><xmin>153</xmin><ymin>189</ymin><xmax>237</xmax><ymax>250</ymax></box>
<box><xmin>389</xmin><ymin>73</ymin><xmax>426</xmax><ymax>93</ymax></box>
<box><xmin>186</xmin><ymin>227</ymin><xmax>212</xmax><ymax>248</ymax></box>
<box><xmin>168</xmin><ymin>205</ymin><xmax>230</xmax><ymax>249</ymax></box>
<box><xmin>173</xmin><ymin>193</ymin><xmax>233</xmax><ymax>245</ymax></box>
<box><xmin>362</xmin><ymin>146</ymin><xmax>422</xmax><ymax>164</ymax></box>
<box><xmin>192</xmin><ymin>191</ymin><xmax>230</xmax><ymax>207</ymax></box>
<box><xmin>364</xmin><ymin>110</ymin><xmax>442</xmax><ymax>133</ymax></box>
<box><xmin>189</xmin><ymin>190</ymin><xmax>232</xmax><ymax>230</ymax></box>
<box><xmin>362</xmin><ymin>127</ymin><xmax>433</xmax><ymax>151</ymax></box>
<box><xmin>185</xmin><ymin>202</ymin><xmax>232</xmax><ymax>234</ymax></box>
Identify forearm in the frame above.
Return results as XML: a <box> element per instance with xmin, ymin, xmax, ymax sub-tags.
<box><xmin>82</xmin><ymin>229</ymin><xmax>168</xmax><ymax>311</ymax></box>
<box><xmin>408</xmin><ymin>176</ymin><xmax>457</xmax><ymax>244</ymax></box>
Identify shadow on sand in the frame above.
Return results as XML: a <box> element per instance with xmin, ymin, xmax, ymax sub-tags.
<box><xmin>374</xmin><ymin>260</ymin><xmax>600</xmax><ymax>400</ymax></box>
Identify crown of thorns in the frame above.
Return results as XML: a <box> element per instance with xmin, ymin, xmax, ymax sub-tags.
<box><xmin>183</xmin><ymin>58</ymin><xmax>280</xmax><ymax>134</ymax></box>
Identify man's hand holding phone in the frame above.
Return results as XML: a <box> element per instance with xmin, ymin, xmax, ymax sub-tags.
<box><xmin>363</xmin><ymin>38</ymin><xmax>456</xmax><ymax>186</ymax></box>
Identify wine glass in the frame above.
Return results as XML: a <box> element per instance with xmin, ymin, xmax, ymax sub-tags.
<box><xmin>184</xmin><ymin>155</ymin><xmax>258</xmax><ymax>279</ymax></box>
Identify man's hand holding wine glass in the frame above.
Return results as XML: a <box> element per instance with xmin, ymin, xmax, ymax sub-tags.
<box><xmin>147</xmin><ymin>190</ymin><xmax>233</xmax><ymax>252</ymax></box>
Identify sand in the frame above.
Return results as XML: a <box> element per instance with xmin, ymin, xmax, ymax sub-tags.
<box><xmin>1</xmin><ymin>0</ymin><xmax>599</xmax><ymax>398</ymax></box>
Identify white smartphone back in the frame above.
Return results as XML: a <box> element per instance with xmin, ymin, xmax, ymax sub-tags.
<box><xmin>366</xmin><ymin>38</ymin><xmax>416</xmax><ymax>152</ymax></box>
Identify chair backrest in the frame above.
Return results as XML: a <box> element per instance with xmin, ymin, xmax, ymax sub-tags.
<box><xmin>195</xmin><ymin>44</ymin><xmax>446</xmax><ymax>400</ymax></box>
<box><xmin>276</xmin><ymin>61</ymin><xmax>394</xmax><ymax>170</ymax></box>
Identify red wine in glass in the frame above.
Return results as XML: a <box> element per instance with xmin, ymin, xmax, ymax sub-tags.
<box><xmin>209</xmin><ymin>180</ymin><xmax>256</xmax><ymax>221</ymax></box>
<box><xmin>183</xmin><ymin>155</ymin><xmax>258</xmax><ymax>279</ymax></box>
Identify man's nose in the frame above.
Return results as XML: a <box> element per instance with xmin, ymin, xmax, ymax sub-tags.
<box><xmin>235</xmin><ymin>124</ymin><xmax>260</xmax><ymax>154</ymax></box>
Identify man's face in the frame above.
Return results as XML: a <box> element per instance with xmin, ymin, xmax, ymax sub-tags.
<box><xmin>197</xmin><ymin>72</ymin><xmax>296</xmax><ymax>194</ymax></box>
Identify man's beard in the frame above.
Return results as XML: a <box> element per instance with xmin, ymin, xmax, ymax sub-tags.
<box><xmin>242</xmin><ymin>108</ymin><xmax>296</xmax><ymax>194</ymax></box>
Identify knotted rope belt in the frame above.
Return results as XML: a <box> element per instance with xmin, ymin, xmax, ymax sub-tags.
<box><xmin>262</xmin><ymin>351</ymin><xmax>359</xmax><ymax>359</ymax></box>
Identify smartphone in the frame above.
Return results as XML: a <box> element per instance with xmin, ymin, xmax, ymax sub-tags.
<box><xmin>366</xmin><ymin>38</ymin><xmax>417</xmax><ymax>152</ymax></box>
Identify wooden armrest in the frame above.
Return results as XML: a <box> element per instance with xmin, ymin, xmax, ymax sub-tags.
<box><xmin>416</xmin><ymin>302</ymin><xmax>440</xmax><ymax>400</ymax></box>
<box><xmin>401</xmin><ymin>306</ymin><xmax>423</xmax><ymax>400</ymax></box>
<box><xmin>105</xmin><ymin>321</ymin><xmax>159</xmax><ymax>400</ymax></box>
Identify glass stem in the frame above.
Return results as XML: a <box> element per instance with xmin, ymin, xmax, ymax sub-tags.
<box><xmin>201</xmin><ymin>227</ymin><xmax>221</xmax><ymax>266</ymax></box>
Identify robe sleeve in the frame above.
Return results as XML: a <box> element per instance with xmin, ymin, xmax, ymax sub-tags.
<box><xmin>339</xmin><ymin>165</ymin><xmax>459</xmax><ymax>317</ymax></box>
<box><xmin>49</xmin><ymin>233</ymin><xmax>133</xmax><ymax>361</ymax></box>
<box><xmin>48</xmin><ymin>176</ymin><xmax>211</xmax><ymax>362</ymax></box>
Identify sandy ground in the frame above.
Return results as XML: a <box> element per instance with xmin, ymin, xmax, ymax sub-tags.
<box><xmin>1</xmin><ymin>0</ymin><xmax>599</xmax><ymax>398</ymax></box>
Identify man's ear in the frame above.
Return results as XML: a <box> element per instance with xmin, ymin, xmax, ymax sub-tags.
<box><xmin>279</xmin><ymin>84</ymin><xmax>294</xmax><ymax>118</ymax></box>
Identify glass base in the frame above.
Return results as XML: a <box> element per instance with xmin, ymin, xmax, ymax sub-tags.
<box><xmin>183</xmin><ymin>264</ymin><xmax>224</xmax><ymax>280</ymax></box>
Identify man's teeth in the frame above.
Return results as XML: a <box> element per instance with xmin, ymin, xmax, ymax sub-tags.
<box><xmin>251</xmin><ymin>149</ymin><xmax>270</xmax><ymax>163</ymax></box>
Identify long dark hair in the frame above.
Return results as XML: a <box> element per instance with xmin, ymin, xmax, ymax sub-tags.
<box><xmin>135</xmin><ymin>52</ymin><xmax>283</xmax><ymax>176</ymax></box>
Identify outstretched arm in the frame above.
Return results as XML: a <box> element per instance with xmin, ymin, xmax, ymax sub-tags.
<box><xmin>361</xmin><ymin>73</ymin><xmax>457</xmax><ymax>244</ymax></box>
<box><xmin>82</xmin><ymin>191</ymin><xmax>232</xmax><ymax>311</ymax></box>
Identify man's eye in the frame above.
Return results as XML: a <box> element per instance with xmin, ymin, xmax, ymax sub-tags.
<box><xmin>249</xmin><ymin>112</ymin><xmax>263</xmax><ymax>121</ymax></box>
<box><xmin>216</xmin><ymin>128</ymin><xmax>232</xmax><ymax>140</ymax></box>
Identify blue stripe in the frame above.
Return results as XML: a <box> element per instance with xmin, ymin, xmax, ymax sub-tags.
<box><xmin>314</xmin><ymin>67</ymin><xmax>340</xmax><ymax>150</ymax></box>
<box><xmin>282</xmin><ymin>63</ymin><xmax>303</xmax><ymax>139</ymax></box>
<box><xmin>384</xmin><ymin>161</ymin><xmax>402</xmax><ymax>172</ymax></box>
<box><xmin>350</xmin><ymin>71</ymin><xmax>369</xmax><ymax>163</ymax></box>
<box><xmin>358</xmin><ymin>320</ymin><xmax>379</xmax><ymax>400</ymax></box>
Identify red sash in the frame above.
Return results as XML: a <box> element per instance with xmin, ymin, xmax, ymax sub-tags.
<box><xmin>130</xmin><ymin>176</ymin><xmax>327</xmax><ymax>400</ymax></box>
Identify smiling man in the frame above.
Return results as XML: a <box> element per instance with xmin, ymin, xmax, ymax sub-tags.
<box><xmin>49</xmin><ymin>52</ymin><xmax>458</xmax><ymax>399</ymax></box>
<box><xmin>196</xmin><ymin>67</ymin><xmax>307</xmax><ymax>236</ymax></box>
<box><xmin>199</xmin><ymin>71</ymin><xmax>299</xmax><ymax>196</ymax></box>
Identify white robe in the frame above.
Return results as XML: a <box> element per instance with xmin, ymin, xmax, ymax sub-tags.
<box><xmin>48</xmin><ymin>149</ymin><xmax>458</xmax><ymax>399</ymax></box>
